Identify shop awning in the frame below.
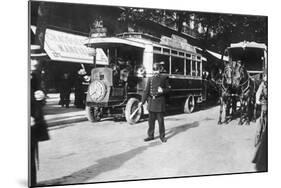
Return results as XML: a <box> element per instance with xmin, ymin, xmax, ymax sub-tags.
<box><xmin>44</xmin><ymin>28</ymin><xmax>108</xmax><ymax>65</ymax></box>
<box><xmin>206</xmin><ymin>50</ymin><xmax>229</xmax><ymax>62</ymax></box>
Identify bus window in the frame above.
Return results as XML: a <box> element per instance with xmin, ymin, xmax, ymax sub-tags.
<box><xmin>171</xmin><ymin>57</ymin><xmax>184</xmax><ymax>75</ymax></box>
<box><xmin>191</xmin><ymin>60</ymin><xmax>196</xmax><ymax>76</ymax></box>
<box><xmin>179</xmin><ymin>52</ymin><xmax>185</xmax><ymax>57</ymax></box>
<box><xmin>171</xmin><ymin>50</ymin><xmax>178</xmax><ymax>55</ymax></box>
<box><xmin>197</xmin><ymin>61</ymin><xmax>201</xmax><ymax>77</ymax></box>
<box><xmin>163</xmin><ymin>48</ymin><xmax>170</xmax><ymax>54</ymax></box>
<box><xmin>153</xmin><ymin>54</ymin><xmax>170</xmax><ymax>74</ymax></box>
<box><xmin>153</xmin><ymin>46</ymin><xmax>162</xmax><ymax>53</ymax></box>
<box><xmin>186</xmin><ymin>59</ymin><xmax>191</xmax><ymax>76</ymax></box>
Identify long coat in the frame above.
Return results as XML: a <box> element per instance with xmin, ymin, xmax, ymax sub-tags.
<box><xmin>31</xmin><ymin>72</ymin><xmax>49</xmax><ymax>142</ymax></box>
<box><xmin>141</xmin><ymin>74</ymin><xmax>171</xmax><ymax>112</ymax></box>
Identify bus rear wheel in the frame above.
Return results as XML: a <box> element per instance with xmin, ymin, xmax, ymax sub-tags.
<box><xmin>125</xmin><ymin>98</ymin><xmax>143</xmax><ymax>124</ymax></box>
<box><xmin>85</xmin><ymin>106</ymin><xmax>102</xmax><ymax>122</ymax></box>
<box><xmin>184</xmin><ymin>95</ymin><xmax>195</xmax><ymax>113</ymax></box>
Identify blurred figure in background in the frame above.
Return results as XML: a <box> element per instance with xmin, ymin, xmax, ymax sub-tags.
<box><xmin>74</xmin><ymin>68</ymin><xmax>87</xmax><ymax>108</ymax></box>
<box><xmin>30</xmin><ymin>57</ymin><xmax>50</xmax><ymax>186</ymax></box>
<box><xmin>59</xmin><ymin>72</ymin><xmax>72</xmax><ymax>108</ymax></box>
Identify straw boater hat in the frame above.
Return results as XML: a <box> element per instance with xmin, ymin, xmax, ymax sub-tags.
<box><xmin>30</xmin><ymin>44</ymin><xmax>47</xmax><ymax>58</ymax></box>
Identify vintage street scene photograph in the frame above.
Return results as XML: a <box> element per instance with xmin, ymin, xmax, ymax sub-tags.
<box><xmin>29</xmin><ymin>1</ymin><xmax>268</xmax><ymax>187</ymax></box>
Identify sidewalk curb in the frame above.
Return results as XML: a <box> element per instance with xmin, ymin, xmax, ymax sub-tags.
<box><xmin>47</xmin><ymin>117</ymin><xmax>88</xmax><ymax>128</ymax></box>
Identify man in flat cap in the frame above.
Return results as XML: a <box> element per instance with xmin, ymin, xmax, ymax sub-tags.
<box><xmin>139</xmin><ymin>62</ymin><xmax>171</xmax><ymax>143</ymax></box>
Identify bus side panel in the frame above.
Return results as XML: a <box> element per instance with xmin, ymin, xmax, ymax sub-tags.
<box><xmin>168</xmin><ymin>77</ymin><xmax>202</xmax><ymax>102</ymax></box>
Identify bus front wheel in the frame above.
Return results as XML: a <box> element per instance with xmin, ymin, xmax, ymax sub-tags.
<box><xmin>184</xmin><ymin>95</ymin><xmax>195</xmax><ymax>113</ymax></box>
<box><xmin>125</xmin><ymin>98</ymin><xmax>143</xmax><ymax>124</ymax></box>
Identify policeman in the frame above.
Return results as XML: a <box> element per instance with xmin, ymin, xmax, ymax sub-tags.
<box><xmin>139</xmin><ymin>62</ymin><xmax>171</xmax><ymax>143</ymax></box>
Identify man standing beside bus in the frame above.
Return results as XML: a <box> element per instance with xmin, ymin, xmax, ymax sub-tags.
<box><xmin>139</xmin><ymin>62</ymin><xmax>171</xmax><ymax>143</ymax></box>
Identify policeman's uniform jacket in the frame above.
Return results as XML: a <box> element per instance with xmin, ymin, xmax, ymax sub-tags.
<box><xmin>141</xmin><ymin>74</ymin><xmax>171</xmax><ymax>112</ymax></box>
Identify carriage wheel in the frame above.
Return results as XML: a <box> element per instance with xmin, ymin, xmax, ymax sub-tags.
<box><xmin>85</xmin><ymin>106</ymin><xmax>101</xmax><ymax>122</ymax></box>
<box><xmin>125</xmin><ymin>98</ymin><xmax>143</xmax><ymax>125</ymax></box>
<box><xmin>184</xmin><ymin>95</ymin><xmax>195</xmax><ymax>113</ymax></box>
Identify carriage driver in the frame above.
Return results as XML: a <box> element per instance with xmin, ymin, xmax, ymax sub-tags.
<box><xmin>139</xmin><ymin>62</ymin><xmax>171</xmax><ymax>143</ymax></box>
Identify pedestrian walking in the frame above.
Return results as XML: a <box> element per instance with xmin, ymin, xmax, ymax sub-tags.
<box><xmin>139</xmin><ymin>62</ymin><xmax>171</xmax><ymax>143</ymax></box>
<box><xmin>74</xmin><ymin>68</ymin><xmax>87</xmax><ymax>108</ymax></box>
<box><xmin>30</xmin><ymin>56</ymin><xmax>50</xmax><ymax>187</ymax></box>
<box><xmin>59</xmin><ymin>72</ymin><xmax>72</xmax><ymax>108</ymax></box>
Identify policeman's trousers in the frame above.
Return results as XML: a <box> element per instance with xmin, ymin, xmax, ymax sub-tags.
<box><xmin>148</xmin><ymin>111</ymin><xmax>165</xmax><ymax>139</ymax></box>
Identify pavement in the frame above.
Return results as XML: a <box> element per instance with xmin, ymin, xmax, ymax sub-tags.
<box><xmin>44</xmin><ymin>93</ymin><xmax>87</xmax><ymax>127</ymax></box>
<box><xmin>36</xmin><ymin>105</ymin><xmax>258</xmax><ymax>186</ymax></box>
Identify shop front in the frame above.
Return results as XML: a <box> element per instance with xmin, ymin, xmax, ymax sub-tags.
<box><xmin>40</xmin><ymin>28</ymin><xmax>108</xmax><ymax>93</ymax></box>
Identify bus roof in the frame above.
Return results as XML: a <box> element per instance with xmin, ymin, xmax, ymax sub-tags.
<box><xmin>86</xmin><ymin>32</ymin><xmax>199</xmax><ymax>54</ymax></box>
<box><xmin>85</xmin><ymin>37</ymin><xmax>146</xmax><ymax>49</ymax></box>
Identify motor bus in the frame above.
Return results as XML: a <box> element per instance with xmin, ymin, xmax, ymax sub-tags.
<box><xmin>85</xmin><ymin>32</ymin><xmax>207</xmax><ymax>124</ymax></box>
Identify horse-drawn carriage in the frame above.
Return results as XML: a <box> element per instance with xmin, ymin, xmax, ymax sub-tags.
<box><xmin>218</xmin><ymin>41</ymin><xmax>267</xmax><ymax>125</ymax></box>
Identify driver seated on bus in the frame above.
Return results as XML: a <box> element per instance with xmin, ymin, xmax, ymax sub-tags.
<box><xmin>109</xmin><ymin>59</ymin><xmax>120</xmax><ymax>86</ymax></box>
<box><xmin>119</xmin><ymin>59</ymin><xmax>133</xmax><ymax>85</ymax></box>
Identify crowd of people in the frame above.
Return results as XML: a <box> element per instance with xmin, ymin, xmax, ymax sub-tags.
<box><xmin>57</xmin><ymin>68</ymin><xmax>90</xmax><ymax>109</ymax></box>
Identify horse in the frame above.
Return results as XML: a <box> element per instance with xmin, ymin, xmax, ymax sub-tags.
<box><xmin>232</xmin><ymin>62</ymin><xmax>257</xmax><ymax>125</ymax></box>
<box><xmin>218</xmin><ymin>63</ymin><xmax>238</xmax><ymax>124</ymax></box>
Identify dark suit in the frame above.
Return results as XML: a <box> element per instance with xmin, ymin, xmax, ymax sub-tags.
<box><xmin>30</xmin><ymin>72</ymin><xmax>49</xmax><ymax>186</ymax></box>
<box><xmin>141</xmin><ymin>74</ymin><xmax>171</xmax><ymax>139</ymax></box>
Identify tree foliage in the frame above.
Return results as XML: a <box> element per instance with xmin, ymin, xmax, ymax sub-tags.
<box><xmin>194</xmin><ymin>13</ymin><xmax>267</xmax><ymax>53</ymax></box>
<box><xmin>118</xmin><ymin>7</ymin><xmax>267</xmax><ymax>53</ymax></box>
<box><xmin>118</xmin><ymin>7</ymin><xmax>194</xmax><ymax>33</ymax></box>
